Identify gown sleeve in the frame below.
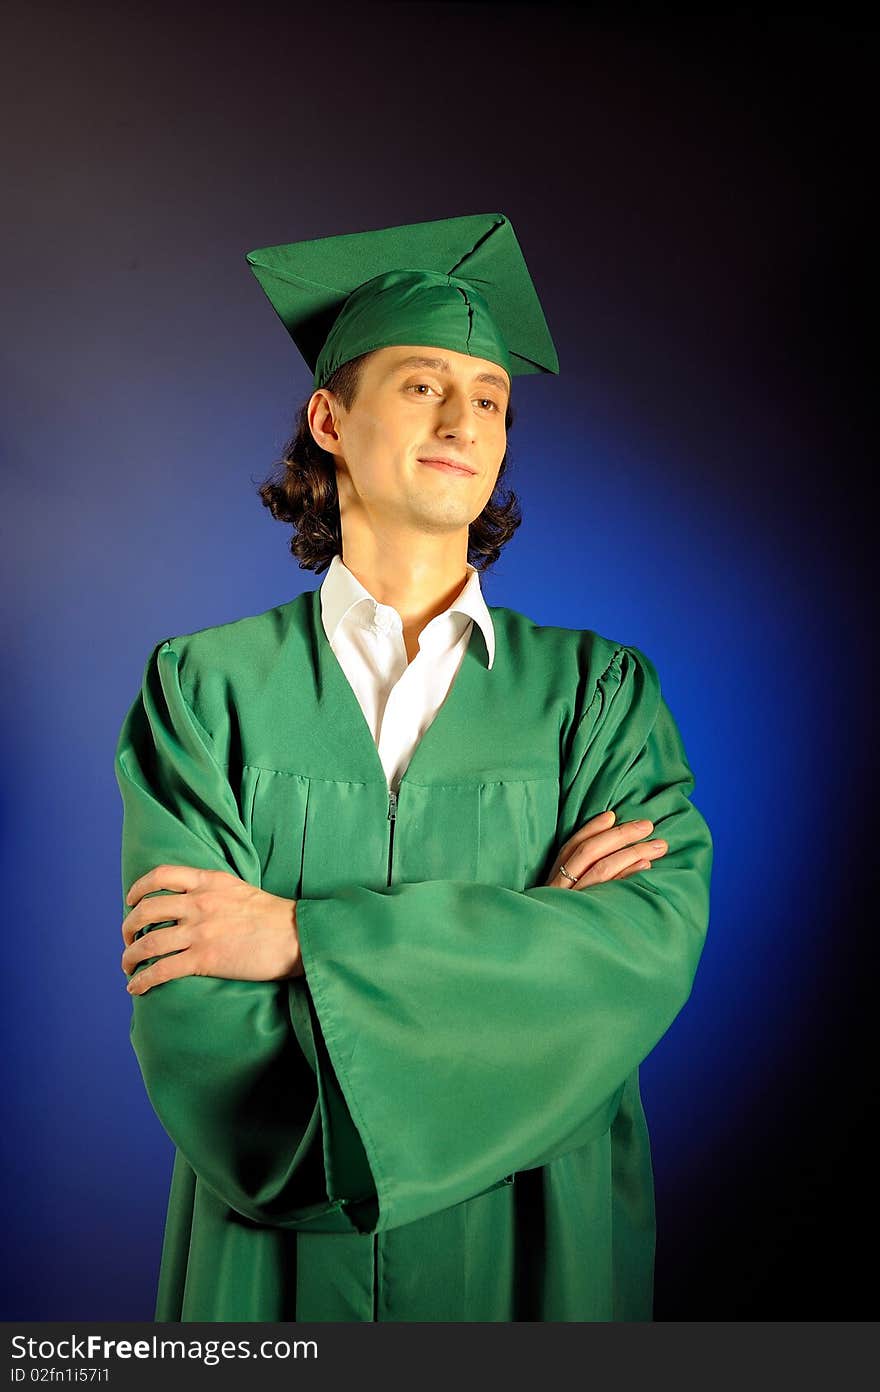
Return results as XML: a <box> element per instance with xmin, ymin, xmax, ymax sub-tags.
<box><xmin>114</xmin><ymin>639</ymin><xmax>379</xmax><ymax>1233</ymax></box>
<box><xmin>294</xmin><ymin>642</ymin><xmax>714</xmax><ymax>1233</ymax></box>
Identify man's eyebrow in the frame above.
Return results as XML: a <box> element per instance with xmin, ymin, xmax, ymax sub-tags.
<box><xmin>390</xmin><ymin>354</ymin><xmax>510</xmax><ymax>398</ymax></box>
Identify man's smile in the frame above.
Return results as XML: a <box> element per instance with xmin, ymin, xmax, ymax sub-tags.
<box><xmin>418</xmin><ymin>455</ymin><xmax>476</xmax><ymax>476</ymax></box>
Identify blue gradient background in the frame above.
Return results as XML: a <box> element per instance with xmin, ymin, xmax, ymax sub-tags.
<box><xmin>1</xmin><ymin>4</ymin><xmax>873</xmax><ymax>1319</ymax></box>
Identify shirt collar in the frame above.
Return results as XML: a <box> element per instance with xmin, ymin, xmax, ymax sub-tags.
<box><xmin>320</xmin><ymin>552</ymin><xmax>495</xmax><ymax>670</ymax></box>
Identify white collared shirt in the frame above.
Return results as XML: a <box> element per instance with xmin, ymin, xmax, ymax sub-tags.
<box><xmin>319</xmin><ymin>553</ymin><xmax>496</xmax><ymax>793</ymax></box>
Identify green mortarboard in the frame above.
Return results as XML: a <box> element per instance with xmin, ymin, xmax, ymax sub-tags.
<box><xmin>245</xmin><ymin>212</ymin><xmax>559</xmax><ymax>390</ymax></box>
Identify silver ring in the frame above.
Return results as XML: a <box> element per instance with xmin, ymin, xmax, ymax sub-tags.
<box><xmin>559</xmin><ymin>862</ymin><xmax>578</xmax><ymax>884</ymax></box>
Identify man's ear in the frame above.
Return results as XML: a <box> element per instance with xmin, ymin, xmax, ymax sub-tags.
<box><xmin>308</xmin><ymin>389</ymin><xmax>344</xmax><ymax>454</ymax></box>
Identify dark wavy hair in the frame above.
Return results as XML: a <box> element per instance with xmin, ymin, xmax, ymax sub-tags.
<box><xmin>255</xmin><ymin>349</ymin><xmax>521</xmax><ymax>574</ymax></box>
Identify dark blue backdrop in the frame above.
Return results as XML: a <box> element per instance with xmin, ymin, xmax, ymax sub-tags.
<box><xmin>1</xmin><ymin>3</ymin><xmax>872</xmax><ymax>1320</ymax></box>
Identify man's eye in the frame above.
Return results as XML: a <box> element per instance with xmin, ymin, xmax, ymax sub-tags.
<box><xmin>408</xmin><ymin>384</ymin><xmax>500</xmax><ymax>413</ymax></box>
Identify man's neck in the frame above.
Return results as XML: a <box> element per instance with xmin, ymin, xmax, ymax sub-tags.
<box><xmin>338</xmin><ymin>541</ymin><xmax>471</xmax><ymax>657</ymax></box>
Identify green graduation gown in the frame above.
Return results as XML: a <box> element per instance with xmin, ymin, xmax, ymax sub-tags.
<box><xmin>114</xmin><ymin>586</ymin><xmax>713</xmax><ymax>1322</ymax></box>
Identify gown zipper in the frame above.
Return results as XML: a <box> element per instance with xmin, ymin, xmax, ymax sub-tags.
<box><xmin>386</xmin><ymin>787</ymin><xmax>398</xmax><ymax>887</ymax></box>
<box><xmin>373</xmin><ymin>785</ymin><xmax>398</xmax><ymax>1321</ymax></box>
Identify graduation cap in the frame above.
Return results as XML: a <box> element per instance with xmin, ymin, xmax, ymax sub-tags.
<box><xmin>245</xmin><ymin>212</ymin><xmax>559</xmax><ymax>390</ymax></box>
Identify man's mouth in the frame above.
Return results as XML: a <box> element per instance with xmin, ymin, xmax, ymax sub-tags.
<box><xmin>418</xmin><ymin>457</ymin><xmax>476</xmax><ymax>476</ymax></box>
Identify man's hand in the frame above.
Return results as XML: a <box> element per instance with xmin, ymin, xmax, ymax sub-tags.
<box><xmin>544</xmin><ymin>809</ymin><xmax>667</xmax><ymax>890</ymax></box>
<box><xmin>121</xmin><ymin>866</ymin><xmax>304</xmax><ymax>995</ymax></box>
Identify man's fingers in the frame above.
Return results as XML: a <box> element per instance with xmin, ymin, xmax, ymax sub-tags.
<box><xmin>573</xmin><ymin>843</ymin><xmax>666</xmax><ymax>887</ymax></box>
<box><xmin>122</xmin><ymin>924</ymin><xmax>191</xmax><ymax>976</ymax></box>
<box><xmin>572</xmin><ymin>818</ymin><xmax>657</xmax><ymax>862</ymax></box>
<box><xmin>121</xmin><ymin>894</ymin><xmax>191</xmax><ymax>948</ymax></box>
<box><xmin>553</xmin><ymin>810</ymin><xmax>616</xmax><ymax>865</ymax></box>
<box><xmin>546</xmin><ymin>838</ymin><xmax>667</xmax><ymax>889</ymax></box>
<box><xmin>127</xmin><ymin>947</ymin><xmax>198</xmax><ymax>996</ymax></box>
<box><xmin>607</xmin><ymin>854</ymin><xmax>653</xmax><ymax>881</ymax></box>
<box><xmin>125</xmin><ymin>863</ymin><xmax>219</xmax><ymax>908</ymax></box>
<box><xmin>550</xmin><ymin>813</ymin><xmax>659</xmax><ymax>883</ymax></box>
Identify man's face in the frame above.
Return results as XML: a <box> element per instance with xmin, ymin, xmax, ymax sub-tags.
<box><xmin>311</xmin><ymin>343</ymin><xmax>510</xmax><ymax>540</ymax></box>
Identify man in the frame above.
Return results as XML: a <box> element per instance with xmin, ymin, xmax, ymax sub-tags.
<box><xmin>114</xmin><ymin>212</ymin><xmax>713</xmax><ymax>1322</ymax></box>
